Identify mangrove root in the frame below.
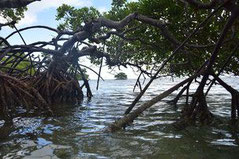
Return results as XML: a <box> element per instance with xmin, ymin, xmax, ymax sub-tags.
<box><xmin>32</xmin><ymin>69</ymin><xmax>83</xmax><ymax>104</ymax></box>
<box><xmin>0</xmin><ymin>71</ymin><xmax>50</xmax><ymax>122</ymax></box>
<box><xmin>107</xmin><ymin>72</ymin><xmax>201</xmax><ymax>132</ymax></box>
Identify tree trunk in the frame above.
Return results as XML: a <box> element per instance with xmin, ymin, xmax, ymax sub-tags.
<box><xmin>107</xmin><ymin>72</ymin><xmax>202</xmax><ymax>132</ymax></box>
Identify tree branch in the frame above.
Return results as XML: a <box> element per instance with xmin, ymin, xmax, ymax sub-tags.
<box><xmin>0</xmin><ymin>0</ymin><xmax>40</xmax><ymax>8</ymax></box>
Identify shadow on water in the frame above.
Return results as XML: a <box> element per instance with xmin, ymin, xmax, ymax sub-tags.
<box><xmin>0</xmin><ymin>77</ymin><xmax>239</xmax><ymax>158</ymax></box>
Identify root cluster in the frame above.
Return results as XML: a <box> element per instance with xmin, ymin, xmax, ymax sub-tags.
<box><xmin>0</xmin><ymin>71</ymin><xmax>50</xmax><ymax>122</ymax></box>
<box><xmin>177</xmin><ymin>92</ymin><xmax>214</xmax><ymax>129</ymax></box>
<box><xmin>0</xmin><ymin>61</ymin><xmax>84</xmax><ymax>122</ymax></box>
<box><xmin>173</xmin><ymin>73</ymin><xmax>239</xmax><ymax>129</ymax></box>
<box><xmin>33</xmin><ymin>70</ymin><xmax>83</xmax><ymax>104</ymax></box>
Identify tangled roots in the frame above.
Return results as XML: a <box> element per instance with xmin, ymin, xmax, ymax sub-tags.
<box><xmin>174</xmin><ymin>92</ymin><xmax>213</xmax><ymax>129</ymax></box>
<box><xmin>0</xmin><ymin>71</ymin><xmax>50</xmax><ymax>122</ymax></box>
<box><xmin>32</xmin><ymin>70</ymin><xmax>83</xmax><ymax>104</ymax></box>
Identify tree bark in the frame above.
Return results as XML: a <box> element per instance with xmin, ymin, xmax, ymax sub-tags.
<box><xmin>107</xmin><ymin>71</ymin><xmax>203</xmax><ymax>132</ymax></box>
<box><xmin>0</xmin><ymin>0</ymin><xmax>39</xmax><ymax>8</ymax></box>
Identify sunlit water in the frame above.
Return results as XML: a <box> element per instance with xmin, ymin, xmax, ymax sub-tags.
<box><xmin>0</xmin><ymin>77</ymin><xmax>239</xmax><ymax>159</ymax></box>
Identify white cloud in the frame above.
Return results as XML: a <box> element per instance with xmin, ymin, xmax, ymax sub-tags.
<box><xmin>18</xmin><ymin>12</ymin><xmax>37</xmax><ymax>26</ymax></box>
<box><xmin>18</xmin><ymin>0</ymin><xmax>93</xmax><ymax>26</ymax></box>
<box><xmin>0</xmin><ymin>16</ymin><xmax>7</xmax><ymax>23</ymax></box>
<box><xmin>28</xmin><ymin>0</ymin><xmax>93</xmax><ymax>13</ymax></box>
<box><xmin>98</xmin><ymin>7</ymin><xmax>108</xmax><ymax>13</ymax></box>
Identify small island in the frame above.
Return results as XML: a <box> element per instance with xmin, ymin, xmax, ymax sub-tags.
<box><xmin>114</xmin><ymin>72</ymin><xmax>127</xmax><ymax>80</ymax></box>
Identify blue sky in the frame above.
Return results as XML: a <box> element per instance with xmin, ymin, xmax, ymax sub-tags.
<box><xmin>0</xmin><ymin>0</ymin><xmax>139</xmax><ymax>79</ymax></box>
<box><xmin>1</xmin><ymin>0</ymin><xmax>112</xmax><ymax>44</ymax></box>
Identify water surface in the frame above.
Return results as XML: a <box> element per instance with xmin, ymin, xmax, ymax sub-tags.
<box><xmin>0</xmin><ymin>77</ymin><xmax>239</xmax><ymax>158</ymax></box>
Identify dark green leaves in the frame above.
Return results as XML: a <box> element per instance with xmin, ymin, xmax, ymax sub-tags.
<box><xmin>0</xmin><ymin>7</ymin><xmax>26</xmax><ymax>24</ymax></box>
<box><xmin>56</xmin><ymin>4</ymin><xmax>100</xmax><ymax>31</ymax></box>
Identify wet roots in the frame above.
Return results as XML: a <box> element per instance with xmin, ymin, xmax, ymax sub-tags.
<box><xmin>0</xmin><ymin>71</ymin><xmax>50</xmax><ymax>122</ymax></box>
<box><xmin>33</xmin><ymin>70</ymin><xmax>83</xmax><ymax>104</ymax></box>
<box><xmin>175</xmin><ymin>92</ymin><xmax>214</xmax><ymax>129</ymax></box>
<box><xmin>231</xmin><ymin>93</ymin><xmax>239</xmax><ymax>123</ymax></box>
<box><xmin>0</xmin><ymin>65</ymin><xmax>84</xmax><ymax>122</ymax></box>
<box><xmin>210</xmin><ymin>74</ymin><xmax>239</xmax><ymax>124</ymax></box>
<box><xmin>174</xmin><ymin>74</ymin><xmax>239</xmax><ymax>129</ymax></box>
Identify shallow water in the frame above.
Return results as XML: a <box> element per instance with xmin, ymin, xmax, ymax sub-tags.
<box><xmin>0</xmin><ymin>76</ymin><xmax>239</xmax><ymax>159</ymax></box>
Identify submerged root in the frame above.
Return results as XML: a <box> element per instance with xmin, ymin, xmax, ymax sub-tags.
<box><xmin>0</xmin><ymin>121</ymin><xmax>14</xmax><ymax>140</ymax></box>
<box><xmin>174</xmin><ymin>91</ymin><xmax>213</xmax><ymax>130</ymax></box>
<box><xmin>174</xmin><ymin>107</ymin><xmax>213</xmax><ymax>130</ymax></box>
<box><xmin>0</xmin><ymin>71</ymin><xmax>51</xmax><ymax>122</ymax></box>
<box><xmin>32</xmin><ymin>70</ymin><xmax>83</xmax><ymax>105</ymax></box>
<box><xmin>0</xmin><ymin>57</ymin><xmax>84</xmax><ymax>121</ymax></box>
<box><xmin>211</xmin><ymin>74</ymin><xmax>239</xmax><ymax>124</ymax></box>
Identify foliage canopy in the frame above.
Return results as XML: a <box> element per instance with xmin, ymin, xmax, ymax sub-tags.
<box><xmin>115</xmin><ymin>72</ymin><xmax>127</xmax><ymax>80</ymax></box>
<box><xmin>55</xmin><ymin>0</ymin><xmax>239</xmax><ymax>77</ymax></box>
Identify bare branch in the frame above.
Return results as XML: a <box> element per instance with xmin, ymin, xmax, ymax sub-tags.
<box><xmin>0</xmin><ymin>0</ymin><xmax>40</xmax><ymax>8</ymax></box>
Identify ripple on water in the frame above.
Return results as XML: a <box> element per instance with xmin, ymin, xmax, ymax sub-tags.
<box><xmin>1</xmin><ymin>78</ymin><xmax>239</xmax><ymax>158</ymax></box>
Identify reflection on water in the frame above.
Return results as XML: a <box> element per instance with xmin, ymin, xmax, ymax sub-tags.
<box><xmin>0</xmin><ymin>77</ymin><xmax>239</xmax><ymax>158</ymax></box>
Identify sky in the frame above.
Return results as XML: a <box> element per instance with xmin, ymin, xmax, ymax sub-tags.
<box><xmin>0</xmin><ymin>0</ymin><xmax>139</xmax><ymax>79</ymax></box>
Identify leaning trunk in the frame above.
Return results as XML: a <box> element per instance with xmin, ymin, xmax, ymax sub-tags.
<box><xmin>107</xmin><ymin>72</ymin><xmax>202</xmax><ymax>132</ymax></box>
